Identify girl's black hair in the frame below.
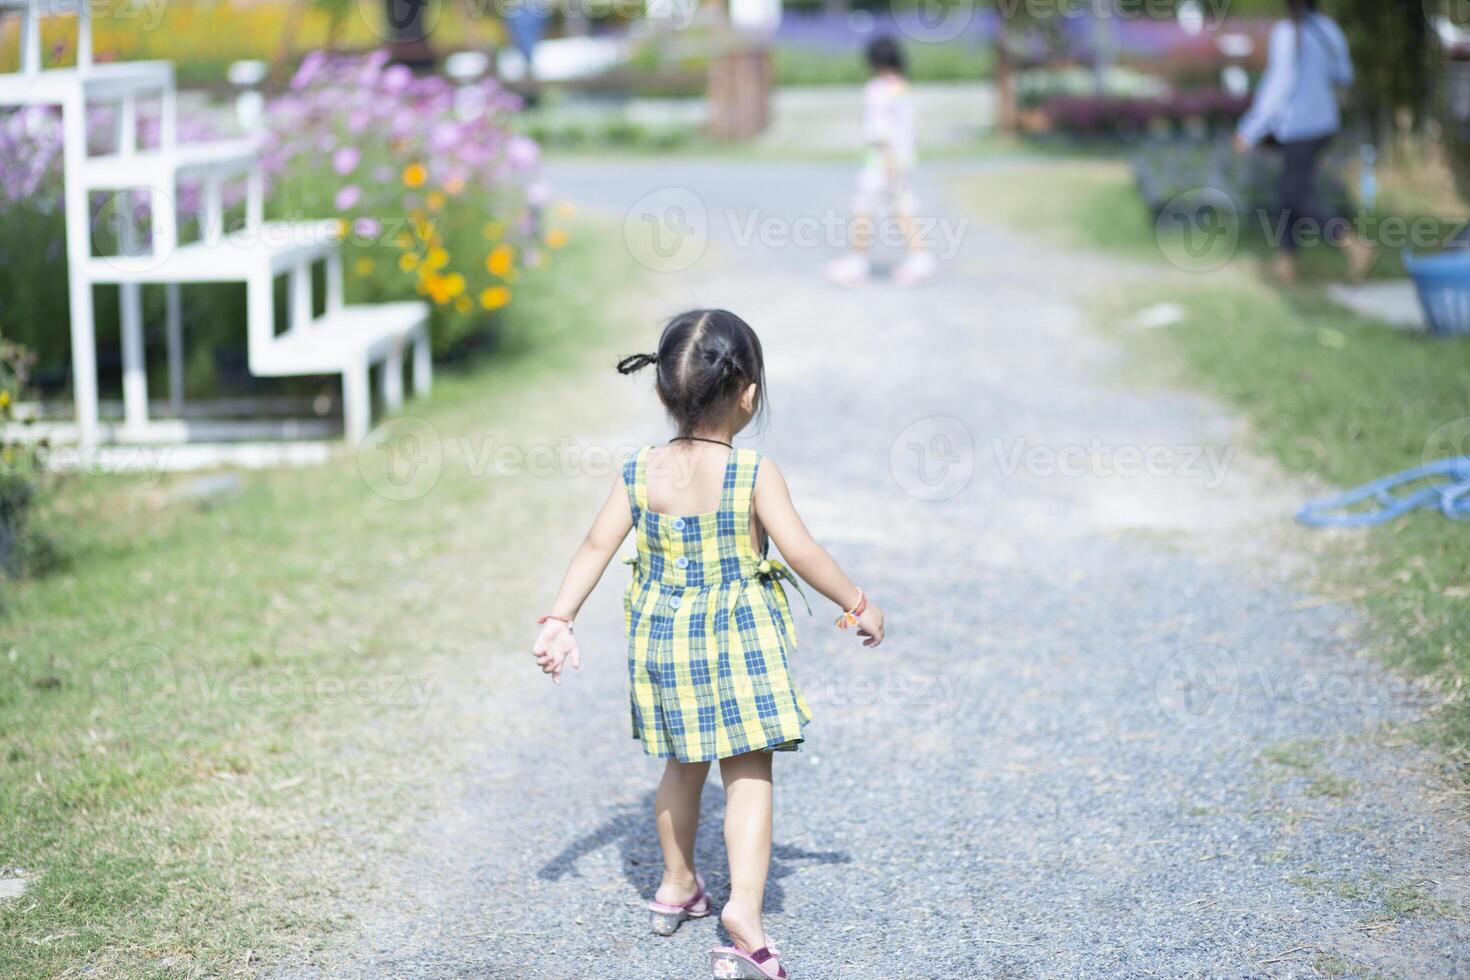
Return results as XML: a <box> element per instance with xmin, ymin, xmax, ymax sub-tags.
<box><xmin>1285</xmin><ymin>0</ymin><xmax>1317</xmax><ymax>20</ymax></box>
<box><xmin>617</xmin><ymin>309</ymin><xmax>767</xmax><ymax>438</ymax></box>
<box><xmin>866</xmin><ymin>36</ymin><xmax>906</xmax><ymax>76</ymax></box>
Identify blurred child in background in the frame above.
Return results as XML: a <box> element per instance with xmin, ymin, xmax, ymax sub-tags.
<box><xmin>825</xmin><ymin>36</ymin><xmax>935</xmax><ymax>287</ymax></box>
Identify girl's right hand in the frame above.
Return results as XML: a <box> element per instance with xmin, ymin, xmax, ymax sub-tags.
<box><xmin>855</xmin><ymin>600</ymin><xmax>885</xmax><ymax>648</ymax></box>
<box><xmin>533</xmin><ymin>620</ymin><xmax>581</xmax><ymax>684</ymax></box>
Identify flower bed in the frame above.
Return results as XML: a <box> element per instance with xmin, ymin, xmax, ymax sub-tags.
<box><xmin>266</xmin><ymin>52</ymin><xmax>559</xmax><ymax>352</ymax></box>
<box><xmin>0</xmin><ymin>0</ymin><xmax>506</xmax><ymax>89</ymax></box>
<box><xmin>0</xmin><ymin>335</ymin><xmax>49</xmax><ymax>583</ymax></box>
<box><xmin>0</xmin><ymin>51</ymin><xmax>555</xmax><ymax>395</ymax></box>
<box><xmin>1037</xmin><ymin>89</ymin><xmax>1250</xmax><ymax>140</ymax></box>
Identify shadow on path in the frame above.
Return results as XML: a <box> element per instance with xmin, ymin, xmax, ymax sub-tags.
<box><xmin>538</xmin><ymin>790</ymin><xmax>851</xmax><ymax>917</ymax></box>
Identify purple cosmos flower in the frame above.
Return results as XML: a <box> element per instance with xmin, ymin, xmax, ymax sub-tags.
<box><xmin>332</xmin><ymin>146</ymin><xmax>360</xmax><ymax>175</ymax></box>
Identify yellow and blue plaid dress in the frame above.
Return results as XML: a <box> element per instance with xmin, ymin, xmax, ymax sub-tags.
<box><xmin>622</xmin><ymin>446</ymin><xmax>812</xmax><ymax>763</ymax></box>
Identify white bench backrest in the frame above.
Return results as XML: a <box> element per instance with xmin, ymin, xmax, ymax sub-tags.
<box><xmin>2</xmin><ymin>0</ymin><xmax>92</xmax><ymax>76</ymax></box>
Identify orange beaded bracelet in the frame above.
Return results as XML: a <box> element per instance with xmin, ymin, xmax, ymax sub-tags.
<box><xmin>835</xmin><ymin>589</ymin><xmax>867</xmax><ymax>630</ymax></box>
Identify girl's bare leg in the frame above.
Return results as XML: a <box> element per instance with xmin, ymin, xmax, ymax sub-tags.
<box><xmin>654</xmin><ymin>758</ymin><xmax>711</xmax><ymax>905</ymax></box>
<box><xmin>718</xmin><ymin>750</ymin><xmax>774</xmax><ymax>952</ymax></box>
<box><xmin>851</xmin><ymin>211</ymin><xmax>875</xmax><ymax>253</ymax></box>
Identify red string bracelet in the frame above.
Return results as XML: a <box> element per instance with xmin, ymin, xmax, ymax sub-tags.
<box><xmin>835</xmin><ymin>589</ymin><xmax>867</xmax><ymax>630</ymax></box>
<box><xmin>537</xmin><ymin>614</ymin><xmax>575</xmax><ymax>634</ymax></box>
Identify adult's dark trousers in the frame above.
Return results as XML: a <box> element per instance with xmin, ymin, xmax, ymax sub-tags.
<box><xmin>1276</xmin><ymin>134</ymin><xmax>1345</xmax><ymax>253</ymax></box>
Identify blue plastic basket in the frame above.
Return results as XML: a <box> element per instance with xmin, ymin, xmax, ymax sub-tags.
<box><xmin>1404</xmin><ymin>249</ymin><xmax>1470</xmax><ymax>336</ymax></box>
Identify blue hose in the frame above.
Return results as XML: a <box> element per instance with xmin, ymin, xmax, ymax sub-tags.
<box><xmin>1297</xmin><ymin>457</ymin><xmax>1470</xmax><ymax>528</ymax></box>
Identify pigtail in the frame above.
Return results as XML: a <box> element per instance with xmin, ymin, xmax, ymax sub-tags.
<box><xmin>617</xmin><ymin>353</ymin><xmax>659</xmax><ymax>375</ymax></box>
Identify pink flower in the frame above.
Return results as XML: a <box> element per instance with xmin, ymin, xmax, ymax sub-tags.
<box><xmin>335</xmin><ymin>184</ymin><xmax>361</xmax><ymax>210</ymax></box>
<box><xmin>352</xmin><ymin>217</ymin><xmax>380</xmax><ymax>239</ymax></box>
<box><xmin>332</xmin><ymin>146</ymin><xmax>360</xmax><ymax>175</ymax></box>
<box><xmin>381</xmin><ymin>64</ymin><xmax>412</xmax><ymax>94</ymax></box>
<box><xmin>291</xmin><ymin>51</ymin><xmax>327</xmax><ymax>91</ymax></box>
<box><xmin>506</xmin><ymin>135</ymin><xmax>539</xmax><ymax>169</ymax></box>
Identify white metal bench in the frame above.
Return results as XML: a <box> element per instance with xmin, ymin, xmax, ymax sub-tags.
<box><xmin>0</xmin><ymin>0</ymin><xmax>431</xmax><ymax>453</ymax></box>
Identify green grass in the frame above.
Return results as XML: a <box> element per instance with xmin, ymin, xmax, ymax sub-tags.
<box><xmin>1261</xmin><ymin>740</ymin><xmax>1322</xmax><ymax>771</ymax></box>
<box><xmin>961</xmin><ymin>158</ymin><xmax>1470</xmax><ymax>765</ymax></box>
<box><xmin>0</xmin><ymin>221</ymin><xmax>642</xmax><ymax>976</ymax></box>
<box><xmin>1290</xmin><ymin>872</ymin><xmax>1457</xmax><ymax>922</ymax></box>
<box><xmin>1312</xmin><ymin>951</ymin><xmax>1376</xmax><ymax>977</ymax></box>
<box><xmin>965</xmin><ymin>156</ymin><xmax>1460</xmax><ymax>283</ymax></box>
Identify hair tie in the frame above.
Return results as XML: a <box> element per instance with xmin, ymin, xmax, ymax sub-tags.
<box><xmin>617</xmin><ymin>353</ymin><xmax>659</xmax><ymax>375</ymax></box>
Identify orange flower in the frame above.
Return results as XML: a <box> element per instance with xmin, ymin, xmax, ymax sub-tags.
<box><xmin>545</xmin><ymin>228</ymin><xmax>568</xmax><ymax>249</ymax></box>
<box><xmin>479</xmin><ymin>286</ymin><xmax>511</xmax><ymax>310</ymax></box>
<box><xmin>402</xmin><ymin>162</ymin><xmax>428</xmax><ymax>188</ymax></box>
<box><xmin>486</xmin><ymin>243</ymin><xmax>515</xmax><ymax>278</ymax></box>
<box><xmin>445</xmin><ymin>176</ymin><xmax>466</xmax><ymax>195</ymax></box>
<box><xmin>426</xmin><ymin>191</ymin><xmax>446</xmax><ymax>211</ymax></box>
<box><xmin>554</xmin><ymin>200</ymin><xmax>576</xmax><ymax>219</ymax></box>
<box><xmin>399</xmin><ymin>252</ymin><xmax>419</xmax><ymax>272</ymax></box>
<box><xmin>443</xmin><ymin>272</ymin><xmax>466</xmax><ymax>298</ymax></box>
<box><xmin>423</xmin><ymin>273</ymin><xmax>454</xmax><ymax>306</ymax></box>
<box><xmin>424</xmin><ymin>246</ymin><xmax>449</xmax><ymax>271</ymax></box>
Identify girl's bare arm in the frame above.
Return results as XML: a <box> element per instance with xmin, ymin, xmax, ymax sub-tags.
<box><xmin>753</xmin><ymin>459</ymin><xmax>884</xmax><ymax>646</ymax></box>
<box><xmin>533</xmin><ymin>475</ymin><xmax>634</xmax><ymax>682</ymax></box>
<box><xmin>548</xmin><ymin>476</ymin><xmax>634</xmax><ymax>620</ymax></box>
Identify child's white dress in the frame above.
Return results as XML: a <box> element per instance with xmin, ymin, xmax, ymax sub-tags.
<box><xmin>853</xmin><ymin>75</ymin><xmax>917</xmax><ymax>216</ymax></box>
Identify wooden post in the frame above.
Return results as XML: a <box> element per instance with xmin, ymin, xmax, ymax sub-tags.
<box><xmin>707</xmin><ymin>40</ymin><xmax>772</xmax><ymax>140</ymax></box>
<box><xmin>995</xmin><ymin>16</ymin><xmax>1018</xmax><ymax>136</ymax></box>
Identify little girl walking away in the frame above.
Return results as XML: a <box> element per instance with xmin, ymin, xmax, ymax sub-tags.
<box><xmin>532</xmin><ymin>309</ymin><xmax>884</xmax><ymax>979</ymax></box>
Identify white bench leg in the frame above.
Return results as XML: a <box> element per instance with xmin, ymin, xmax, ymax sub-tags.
<box><xmin>381</xmin><ymin>346</ymin><xmax>404</xmax><ymax>412</ymax></box>
<box><xmin>343</xmin><ymin>362</ymin><xmax>370</xmax><ymax>445</ymax></box>
<box><xmin>412</xmin><ymin>328</ymin><xmax>432</xmax><ymax>396</ymax></box>
<box><xmin>120</xmin><ymin>282</ymin><xmax>148</xmax><ymax>436</ymax></box>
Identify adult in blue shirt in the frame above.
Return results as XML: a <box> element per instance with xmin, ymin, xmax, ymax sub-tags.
<box><xmin>1235</xmin><ymin>0</ymin><xmax>1372</xmax><ymax>282</ymax></box>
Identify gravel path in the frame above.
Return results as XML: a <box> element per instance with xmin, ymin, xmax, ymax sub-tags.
<box><xmin>279</xmin><ymin>158</ymin><xmax>1470</xmax><ymax>979</ymax></box>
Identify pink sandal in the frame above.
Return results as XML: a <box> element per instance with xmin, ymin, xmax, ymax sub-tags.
<box><xmin>709</xmin><ymin>945</ymin><xmax>788</xmax><ymax>979</ymax></box>
<box><xmin>648</xmin><ymin>875</ymin><xmax>711</xmax><ymax>936</ymax></box>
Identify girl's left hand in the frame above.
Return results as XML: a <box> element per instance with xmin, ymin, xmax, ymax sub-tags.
<box><xmin>533</xmin><ymin>620</ymin><xmax>581</xmax><ymax>684</ymax></box>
